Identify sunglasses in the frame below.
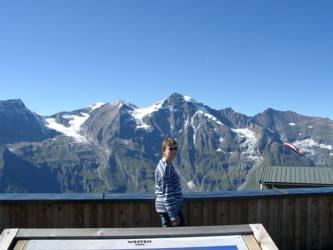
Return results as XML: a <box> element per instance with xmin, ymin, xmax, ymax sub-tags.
<box><xmin>168</xmin><ymin>147</ymin><xmax>178</xmax><ymax>151</ymax></box>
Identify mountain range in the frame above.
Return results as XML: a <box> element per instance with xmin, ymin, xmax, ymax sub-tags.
<box><xmin>1</xmin><ymin>93</ymin><xmax>333</xmax><ymax>192</ymax></box>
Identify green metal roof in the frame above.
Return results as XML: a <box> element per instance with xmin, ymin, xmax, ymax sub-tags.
<box><xmin>259</xmin><ymin>166</ymin><xmax>333</xmax><ymax>186</ymax></box>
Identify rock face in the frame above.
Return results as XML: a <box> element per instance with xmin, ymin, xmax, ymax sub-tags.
<box><xmin>0</xmin><ymin>94</ymin><xmax>332</xmax><ymax>192</ymax></box>
<box><xmin>0</xmin><ymin>99</ymin><xmax>56</xmax><ymax>144</ymax></box>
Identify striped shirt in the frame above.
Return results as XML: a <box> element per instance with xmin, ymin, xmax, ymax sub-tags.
<box><xmin>155</xmin><ymin>159</ymin><xmax>183</xmax><ymax>220</ymax></box>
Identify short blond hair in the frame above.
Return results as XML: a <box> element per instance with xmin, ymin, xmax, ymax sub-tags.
<box><xmin>161</xmin><ymin>138</ymin><xmax>177</xmax><ymax>153</ymax></box>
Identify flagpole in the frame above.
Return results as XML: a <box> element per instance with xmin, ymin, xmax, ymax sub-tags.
<box><xmin>282</xmin><ymin>144</ymin><xmax>285</xmax><ymax>166</ymax></box>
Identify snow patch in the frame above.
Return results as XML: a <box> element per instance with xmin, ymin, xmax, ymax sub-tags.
<box><xmin>183</xmin><ymin>95</ymin><xmax>198</xmax><ymax>104</ymax></box>
<box><xmin>89</xmin><ymin>102</ymin><xmax>105</xmax><ymax>111</ymax></box>
<box><xmin>130</xmin><ymin>101</ymin><xmax>163</xmax><ymax>130</ymax></box>
<box><xmin>232</xmin><ymin>128</ymin><xmax>257</xmax><ymax>142</ymax></box>
<box><xmin>45</xmin><ymin>112</ymin><xmax>89</xmax><ymax>143</ymax></box>
<box><xmin>197</xmin><ymin>110</ymin><xmax>224</xmax><ymax>126</ymax></box>
<box><xmin>289</xmin><ymin>122</ymin><xmax>296</xmax><ymax>126</ymax></box>
<box><xmin>187</xmin><ymin>181</ymin><xmax>197</xmax><ymax>190</ymax></box>
<box><xmin>66</xmin><ymin>113</ymin><xmax>89</xmax><ymax>133</ymax></box>
<box><xmin>216</xmin><ymin>138</ymin><xmax>224</xmax><ymax>152</ymax></box>
<box><xmin>7</xmin><ymin>147</ymin><xmax>14</xmax><ymax>152</ymax></box>
<box><xmin>184</xmin><ymin>119</ymin><xmax>190</xmax><ymax>128</ymax></box>
<box><xmin>231</xmin><ymin>128</ymin><xmax>260</xmax><ymax>161</ymax></box>
<box><xmin>114</xmin><ymin>100</ymin><xmax>125</xmax><ymax>107</ymax></box>
<box><xmin>294</xmin><ymin>139</ymin><xmax>333</xmax><ymax>156</ymax></box>
<box><xmin>190</xmin><ymin>107</ymin><xmax>224</xmax><ymax>145</ymax></box>
<box><xmin>190</xmin><ymin>113</ymin><xmax>200</xmax><ymax>144</ymax></box>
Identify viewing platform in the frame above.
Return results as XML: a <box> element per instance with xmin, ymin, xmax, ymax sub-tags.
<box><xmin>1</xmin><ymin>188</ymin><xmax>333</xmax><ymax>249</ymax></box>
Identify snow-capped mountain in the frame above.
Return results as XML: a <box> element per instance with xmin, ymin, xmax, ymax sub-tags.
<box><xmin>1</xmin><ymin>93</ymin><xmax>332</xmax><ymax>192</ymax></box>
<box><xmin>44</xmin><ymin>103</ymin><xmax>105</xmax><ymax>143</ymax></box>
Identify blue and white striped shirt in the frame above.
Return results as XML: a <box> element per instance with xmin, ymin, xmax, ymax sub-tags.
<box><xmin>155</xmin><ymin>159</ymin><xmax>183</xmax><ymax>220</ymax></box>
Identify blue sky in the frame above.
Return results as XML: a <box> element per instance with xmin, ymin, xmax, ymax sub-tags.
<box><xmin>0</xmin><ymin>0</ymin><xmax>332</xmax><ymax>118</ymax></box>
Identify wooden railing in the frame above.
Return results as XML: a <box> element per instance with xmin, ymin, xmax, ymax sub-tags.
<box><xmin>1</xmin><ymin>188</ymin><xmax>333</xmax><ymax>250</ymax></box>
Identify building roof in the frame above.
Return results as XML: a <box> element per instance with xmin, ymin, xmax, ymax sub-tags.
<box><xmin>259</xmin><ymin>165</ymin><xmax>333</xmax><ymax>186</ymax></box>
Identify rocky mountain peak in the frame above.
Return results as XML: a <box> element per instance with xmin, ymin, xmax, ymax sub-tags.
<box><xmin>165</xmin><ymin>93</ymin><xmax>197</xmax><ymax>106</ymax></box>
<box><xmin>222</xmin><ymin>107</ymin><xmax>236</xmax><ymax>115</ymax></box>
<box><xmin>167</xmin><ymin>92</ymin><xmax>185</xmax><ymax>102</ymax></box>
<box><xmin>264</xmin><ymin>107</ymin><xmax>279</xmax><ymax>114</ymax></box>
<box><xmin>0</xmin><ymin>99</ymin><xmax>56</xmax><ymax>144</ymax></box>
<box><xmin>112</xmin><ymin>100</ymin><xmax>138</xmax><ymax>112</ymax></box>
<box><xmin>0</xmin><ymin>99</ymin><xmax>31</xmax><ymax>116</ymax></box>
<box><xmin>0</xmin><ymin>99</ymin><xmax>25</xmax><ymax>109</ymax></box>
<box><xmin>220</xmin><ymin>107</ymin><xmax>251</xmax><ymax>128</ymax></box>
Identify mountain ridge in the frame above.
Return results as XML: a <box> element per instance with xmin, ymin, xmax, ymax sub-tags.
<box><xmin>0</xmin><ymin>94</ymin><xmax>332</xmax><ymax>192</ymax></box>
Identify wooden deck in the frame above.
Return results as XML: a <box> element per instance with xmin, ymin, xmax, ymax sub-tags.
<box><xmin>1</xmin><ymin>188</ymin><xmax>333</xmax><ymax>250</ymax></box>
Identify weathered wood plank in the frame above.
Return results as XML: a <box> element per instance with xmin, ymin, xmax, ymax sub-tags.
<box><xmin>307</xmin><ymin>197</ymin><xmax>320</xmax><ymax>250</ymax></box>
<box><xmin>149</xmin><ymin>202</ymin><xmax>160</xmax><ymax>227</ymax></box>
<box><xmin>329</xmin><ymin>196</ymin><xmax>333</xmax><ymax>250</ymax></box>
<box><xmin>0</xmin><ymin>194</ymin><xmax>333</xmax><ymax>250</ymax></box>
<box><xmin>319</xmin><ymin>196</ymin><xmax>330</xmax><ymax>249</ymax></box>
<box><xmin>265</xmin><ymin>198</ymin><xmax>281</xmax><ymax>247</ymax></box>
<box><xmin>281</xmin><ymin>197</ymin><xmax>295</xmax><ymax>250</ymax></box>
<box><xmin>250</xmin><ymin>223</ymin><xmax>279</xmax><ymax>250</ymax></box>
<box><xmin>247</xmin><ymin>199</ymin><xmax>258</xmax><ymax>224</ymax></box>
<box><xmin>243</xmin><ymin>235</ymin><xmax>261</xmax><ymax>250</ymax></box>
<box><xmin>216</xmin><ymin>200</ymin><xmax>231</xmax><ymax>225</ymax></box>
<box><xmin>230</xmin><ymin>200</ymin><xmax>244</xmax><ymax>225</ymax></box>
<box><xmin>13</xmin><ymin>239</ymin><xmax>28</xmax><ymax>250</ymax></box>
<box><xmin>0</xmin><ymin>204</ymin><xmax>10</xmax><ymax>232</ymax></box>
<box><xmin>0</xmin><ymin>229</ymin><xmax>19</xmax><ymax>250</ymax></box>
<box><xmin>202</xmin><ymin>200</ymin><xmax>216</xmax><ymax>226</ymax></box>
<box><xmin>189</xmin><ymin>201</ymin><xmax>203</xmax><ymax>226</ymax></box>
<box><xmin>294</xmin><ymin>197</ymin><xmax>307</xmax><ymax>250</ymax></box>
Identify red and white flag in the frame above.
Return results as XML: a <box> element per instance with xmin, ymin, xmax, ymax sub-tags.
<box><xmin>283</xmin><ymin>142</ymin><xmax>303</xmax><ymax>156</ymax></box>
